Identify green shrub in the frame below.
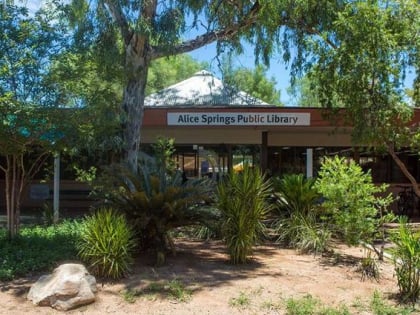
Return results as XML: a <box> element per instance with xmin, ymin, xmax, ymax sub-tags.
<box><xmin>389</xmin><ymin>217</ymin><xmax>420</xmax><ymax>305</ymax></box>
<box><xmin>77</xmin><ymin>208</ymin><xmax>136</xmax><ymax>279</ymax></box>
<box><xmin>314</xmin><ymin>156</ymin><xmax>394</xmax><ymax>247</ymax></box>
<box><xmin>95</xmin><ymin>162</ymin><xmax>217</xmax><ymax>265</ymax></box>
<box><xmin>272</xmin><ymin>174</ymin><xmax>321</xmax><ymax>216</ymax></box>
<box><xmin>217</xmin><ymin>165</ymin><xmax>272</xmax><ymax>264</ymax></box>
<box><xmin>272</xmin><ymin>173</ymin><xmax>330</xmax><ymax>253</ymax></box>
<box><xmin>276</xmin><ymin>211</ymin><xmax>331</xmax><ymax>254</ymax></box>
<box><xmin>0</xmin><ymin>220</ymin><xmax>81</xmax><ymax>280</ymax></box>
<box><xmin>93</xmin><ymin>146</ymin><xmax>218</xmax><ymax>265</ymax></box>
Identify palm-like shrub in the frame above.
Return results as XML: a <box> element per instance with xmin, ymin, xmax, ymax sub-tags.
<box><xmin>77</xmin><ymin>208</ymin><xmax>136</xmax><ymax>279</ymax></box>
<box><xmin>272</xmin><ymin>174</ymin><xmax>330</xmax><ymax>254</ymax></box>
<box><xmin>217</xmin><ymin>166</ymin><xmax>272</xmax><ymax>264</ymax></box>
<box><xmin>272</xmin><ymin>174</ymin><xmax>321</xmax><ymax>215</ymax></box>
<box><xmin>94</xmin><ymin>159</ymin><xmax>217</xmax><ymax>266</ymax></box>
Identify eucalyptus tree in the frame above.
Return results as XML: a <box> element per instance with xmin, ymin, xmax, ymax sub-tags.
<box><xmin>67</xmin><ymin>0</ymin><xmax>346</xmax><ymax>172</ymax></box>
<box><xmin>297</xmin><ymin>0</ymin><xmax>420</xmax><ymax>194</ymax></box>
<box><xmin>0</xmin><ymin>3</ymin><xmax>72</xmax><ymax>238</ymax></box>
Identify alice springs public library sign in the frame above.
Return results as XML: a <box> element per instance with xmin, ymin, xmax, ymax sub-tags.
<box><xmin>167</xmin><ymin>112</ymin><xmax>311</xmax><ymax>126</ymax></box>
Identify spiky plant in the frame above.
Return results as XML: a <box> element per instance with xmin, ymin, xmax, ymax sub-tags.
<box><xmin>271</xmin><ymin>173</ymin><xmax>330</xmax><ymax>254</ymax></box>
<box><xmin>217</xmin><ymin>165</ymin><xmax>272</xmax><ymax>264</ymax></box>
<box><xmin>93</xmin><ymin>155</ymin><xmax>217</xmax><ymax>266</ymax></box>
<box><xmin>77</xmin><ymin>208</ymin><xmax>136</xmax><ymax>279</ymax></box>
<box><xmin>271</xmin><ymin>173</ymin><xmax>321</xmax><ymax>216</ymax></box>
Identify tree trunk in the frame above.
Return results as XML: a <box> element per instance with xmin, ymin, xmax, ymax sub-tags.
<box><xmin>387</xmin><ymin>143</ymin><xmax>420</xmax><ymax>197</ymax></box>
<box><xmin>122</xmin><ymin>36</ymin><xmax>150</xmax><ymax>173</ymax></box>
<box><xmin>3</xmin><ymin>152</ymin><xmax>48</xmax><ymax>239</ymax></box>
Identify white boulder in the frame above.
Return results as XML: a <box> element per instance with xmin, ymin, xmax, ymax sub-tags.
<box><xmin>27</xmin><ymin>263</ymin><xmax>97</xmax><ymax>311</ymax></box>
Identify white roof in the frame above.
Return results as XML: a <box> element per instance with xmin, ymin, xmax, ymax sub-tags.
<box><xmin>144</xmin><ymin>70</ymin><xmax>270</xmax><ymax>107</ymax></box>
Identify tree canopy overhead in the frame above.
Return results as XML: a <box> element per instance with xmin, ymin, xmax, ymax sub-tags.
<box><xmin>65</xmin><ymin>0</ymin><xmax>419</xmax><ymax>188</ymax></box>
<box><xmin>67</xmin><ymin>0</ymin><xmax>351</xmax><ymax>171</ymax></box>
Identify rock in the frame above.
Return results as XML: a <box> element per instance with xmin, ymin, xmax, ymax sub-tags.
<box><xmin>27</xmin><ymin>263</ymin><xmax>97</xmax><ymax>311</ymax></box>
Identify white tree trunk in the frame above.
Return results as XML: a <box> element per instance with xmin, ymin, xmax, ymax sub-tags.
<box><xmin>122</xmin><ymin>35</ymin><xmax>150</xmax><ymax>172</ymax></box>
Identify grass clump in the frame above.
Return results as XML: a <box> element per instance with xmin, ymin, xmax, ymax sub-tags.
<box><xmin>229</xmin><ymin>291</ymin><xmax>252</xmax><ymax>309</ymax></box>
<box><xmin>0</xmin><ymin>220</ymin><xmax>81</xmax><ymax>281</ymax></box>
<box><xmin>285</xmin><ymin>295</ymin><xmax>350</xmax><ymax>315</ymax></box>
<box><xmin>370</xmin><ymin>290</ymin><xmax>413</xmax><ymax>315</ymax></box>
<box><xmin>77</xmin><ymin>208</ymin><xmax>136</xmax><ymax>279</ymax></box>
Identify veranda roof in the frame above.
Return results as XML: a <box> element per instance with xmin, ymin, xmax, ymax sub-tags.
<box><xmin>144</xmin><ymin>70</ymin><xmax>271</xmax><ymax>107</ymax></box>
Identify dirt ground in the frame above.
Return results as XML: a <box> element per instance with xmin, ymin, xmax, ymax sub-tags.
<box><xmin>0</xmin><ymin>238</ymin><xmax>414</xmax><ymax>315</ymax></box>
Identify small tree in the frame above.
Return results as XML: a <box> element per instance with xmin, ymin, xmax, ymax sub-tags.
<box><xmin>314</xmin><ymin>156</ymin><xmax>394</xmax><ymax>255</ymax></box>
<box><xmin>0</xmin><ymin>4</ymin><xmax>71</xmax><ymax>239</ymax></box>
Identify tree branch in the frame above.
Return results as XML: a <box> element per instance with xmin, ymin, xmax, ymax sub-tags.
<box><xmin>103</xmin><ymin>0</ymin><xmax>132</xmax><ymax>46</ymax></box>
<box><xmin>387</xmin><ymin>142</ymin><xmax>420</xmax><ymax>197</ymax></box>
<box><xmin>151</xmin><ymin>1</ymin><xmax>260</xmax><ymax>59</ymax></box>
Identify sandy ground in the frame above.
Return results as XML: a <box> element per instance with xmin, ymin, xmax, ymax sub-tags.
<box><xmin>0</xmin><ymin>239</ymin><xmax>413</xmax><ymax>315</ymax></box>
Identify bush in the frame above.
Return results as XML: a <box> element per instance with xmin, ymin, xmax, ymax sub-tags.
<box><xmin>272</xmin><ymin>173</ymin><xmax>330</xmax><ymax>254</ymax></box>
<box><xmin>77</xmin><ymin>208</ymin><xmax>136</xmax><ymax>279</ymax></box>
<box><xmin>217</xmin><ymin>165</ymin><xmax>272</xmax><ymax>264</ymax></box>
<box><xmin>275</xmin><ymin>211</ymin><xmax>331</xmax><ymax>254</ymax></box>
<box><xmin>93</xmin><ymin>139</ymin><xmax>218</xmax><ymax>266</ymax></box>
<box><xmin>0</xmin><ymin>220</ymin><xmax>81</xmax><ymax>281</ymax></box>
<box><xmin>314</xmin><ymin>156</ymin><xmax>393</xmax><ymax>246</ymax></box>
<box><xmin>389</xmin><ymin>216</ymin><xmax>420</xmax><ymax>305</ymax></box>
<box><xmin>272</xmin><ymin>173</ymin><xmax>321</xmax><ymax>216</ymax></box>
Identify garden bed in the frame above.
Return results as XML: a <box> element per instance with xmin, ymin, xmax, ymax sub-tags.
<box><xmin>1</xmin><ymin>238</ymin><xmax>412</xmax><ymax>314</ymax></box>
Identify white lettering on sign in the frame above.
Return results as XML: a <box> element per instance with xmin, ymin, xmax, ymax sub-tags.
<box><xmin>167</xmin><ymin>112</ymin><xmax>310</xmax><ymax>126</ymax></box>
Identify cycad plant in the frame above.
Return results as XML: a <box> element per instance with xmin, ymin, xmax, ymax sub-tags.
<box><xmin>77</xmin><ymin>208</ymin><xmax>136</xmax><ymax>279</ymax></box>
<box><xmin>272</xmin><ymin>173</ymin><xmax>321</xmax><ymax>216</ymax></box>
<box><xmin>272</xmin><ymin>174</ymin><xmax>330</xmax><ymax>254</ymax></box>
<box><xmin>96</xmin><ymin>138</ymin><xmax>220</xmax><ymax>265</ymax></box>
<box><xmin>217</xmin><ymin>165</ymin><xmax>272</xmax><ymax>264</ymax></box>
<box><xmin>94</xmin><ymin>155</ymin><xmax>217</xmax><ymax>266</ymax></box>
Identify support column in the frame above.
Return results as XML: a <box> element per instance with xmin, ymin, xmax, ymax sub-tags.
<box><xmin>261</xmin><ymin>131</ymin><xmax>268</xmax><ymax>172</ymax></box>
<box><xmin>306</xmin><ymin>148</ymin><xmax>313</xmax><ymax>178</ymax></box>
<box><xmin>227</xmin><ymin>144</ymin><xmax>233</xmax><ymax>173</ymax></box>
<box><xmin>53</xmin><ymin>153</ymin><xmax>60</xmax><ymax>223</ymax></box>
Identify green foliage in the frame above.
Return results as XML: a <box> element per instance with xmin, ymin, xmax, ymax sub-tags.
<box><xmin>285</xmin><ymin>294</ymin><xmax>350</xmax><ymax>315</ymax></box>
<box><xmin>0</xmin><ymin>220</ymin><xmax>81</xmax><ymax>281</ymax></box>
<box><xmin>314</xmin><ymin>156</ymin><xmax>394</xmax><ymax>246</ymax></box>
<box><xmin>217</xmin><ymin>165</ymin><xmax>272</xmax><ymax>264</ymax></box>
<box><xmin>77</xmin><ymin>208</ymin><xmax>136</xmax><ymax>279</ymax></box>
<box><xmin>166</xmin><ymin>278</ymin><xmax>192</xmax><ymax>302</ymax></box>
<box><xmin>93</xmin><ymin>150</ymin><xmax>217</xmax><ymax>265</ymax></box>
<box><xmin>272</xmin><ymin>174</ymin><xmax>330</xmax><ymax>254</ymax></box>
<box><xmin>275</xmin><ymin>211</ymin><xmax>331</xmax><ymax>254</ymax></box>
<box><xmin>223</xmin><ymin>62</ymin><xmax>283</xmax><ymax>106</ymax></box>
<box><xmin>229</xmin><ymin>291</ymin><xmax>252</xmax><ymax>309</ymax></box>
<box><xmin>151</xmin><ymin>137</ymin><xmax>177</xmax><ymax>176</ymax></box>
<box><xmin>147</xmin><ymin>55</ymin><xmax>208</xmax><ymax>94</ymax></box>
<box><xmin>272</xmin><ymin>174</ymin><xmax>321</xmax><ymax>215</ymax></box>
<box><xmin>389</xmin><ymin>217</ymin><xmax>420</xmax><ymax>305</ymax></box>
<box><xmin>370</xmin><ymin>290</ymin><xmax>412</xmax><ymax>315</ymax></box>
<box><xmin>305</xmin><ymin>0</ymin><xmax>419</xmax><ymax>147</ymax></box>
